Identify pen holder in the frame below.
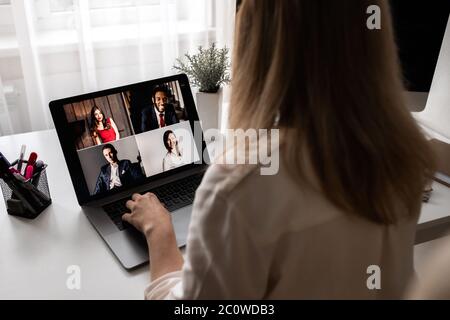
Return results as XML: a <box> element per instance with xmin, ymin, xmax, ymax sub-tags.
<box><xmin>0</xmin><ymin>160</ymin><xmax>52</xmax><ymax>219</ymax></box>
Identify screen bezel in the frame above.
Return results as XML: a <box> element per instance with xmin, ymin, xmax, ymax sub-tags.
<box><xmin>49</xmin><ymin>74</ymin><xmax>209</xmax><ymax>205</ymax></box>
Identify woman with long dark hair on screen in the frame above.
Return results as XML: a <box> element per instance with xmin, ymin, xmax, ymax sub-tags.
<box><xmin>162</xmin><ymin>130</ymin><xmax>184</xmax><ymax>172</ymax></box>
<box><xmin>90</xmin><ymin>105</ymin><xmax>120</xmax><ymax>145</ymax></box>
<box><xmin>122</xmin><ymin>0</ymin><xmax>435</xmax><ymax>299</ymax></box>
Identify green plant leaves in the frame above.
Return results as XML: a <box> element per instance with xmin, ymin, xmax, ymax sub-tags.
<box><xmin>173</xmin><ymin>42</ymin><xmax>231</xmax><ymax>93</ymax></box>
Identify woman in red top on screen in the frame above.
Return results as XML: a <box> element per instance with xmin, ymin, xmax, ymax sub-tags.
<box><xmin>90</xmin><ymin>106</ymin><xmax>120</xmax><ymax>145</ymax></box>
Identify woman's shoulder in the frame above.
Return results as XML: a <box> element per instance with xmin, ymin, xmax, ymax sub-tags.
<box><xmin>200</xmin><ymin>159</ymin><xmax>310</xmax><ymax>208</ymax></box>
<box><xmin>199</xmin><ymin>163</ymin><xmax>269</xmax><ymax>200</ymax></box>
<box><xmin>199</xmin><ymin>141</ymin><xmax>285</xmax><ymax>200</ymax></box>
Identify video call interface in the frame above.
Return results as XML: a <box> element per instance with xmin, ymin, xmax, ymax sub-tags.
<box><xmin>63</xmin><ymin>80</ymin><xmax>201</xmax><ymax>196</ymax></box>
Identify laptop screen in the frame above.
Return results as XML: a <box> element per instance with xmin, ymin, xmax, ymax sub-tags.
<box><xmin>60</xmin><ymin>77</ymin><xmax>201</xmax><ymax>197</ymax></box>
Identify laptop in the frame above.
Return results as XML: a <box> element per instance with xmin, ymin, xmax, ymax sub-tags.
<box><xmin>49</xmin><ymin>74</ymin><xmax>209</xmax><ymax>270</ymax></box>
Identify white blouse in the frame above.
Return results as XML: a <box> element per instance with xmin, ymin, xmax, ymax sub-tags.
<box><xmin>109</xmin><ymin>163</ymin><xmax>122</xmax><ymax>189</ymax></box>
<box><xmin>144</xmin><ymin>155</ymin><xmax>420</xmax><ymax>299</ymax></box>
<box><xmin>162</xmin><ymin>152</ymin><xmax>184</xmax><ymax>172</ymax></box>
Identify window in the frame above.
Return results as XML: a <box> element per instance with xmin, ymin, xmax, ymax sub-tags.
<box><xmin>49</xmin><ymin>0</ymin><xmax>73</xmax><ymax>12</ymax></box>
<box><xmin>47</xmin><ymin>0</ymin><xmax>162</xmax><ymax>13</ymax></box>
<box><xmin>0</xmin><ymin>0</ymin><xmax>234</xmax><ymax>135</ymax></box>
<box><xmin>33</xmin><ymin>0</ymin><xmax>212</xmax><ymax>34</ymax></box>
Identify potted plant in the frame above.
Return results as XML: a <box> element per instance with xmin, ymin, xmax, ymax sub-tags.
<box><xmin>174</xmin><ymin>42</ymin><xmax>231</xmax><ymax>132</ymax></box>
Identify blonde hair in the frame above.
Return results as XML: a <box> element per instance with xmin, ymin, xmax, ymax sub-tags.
<box><xmin>230</xmin><ymin>0</ymin><xmax>435</xmax><ymax>224</ymax></box>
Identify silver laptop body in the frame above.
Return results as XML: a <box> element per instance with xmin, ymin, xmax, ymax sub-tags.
<box><xmin>49</xmin><ymin>74</ymin><xmax>209</xmax><ymax>270</ymax></box>
<box><xmin>83</xmin><ymin>165</ymin><xmax>206</xmax><ymax>270</ymax></box>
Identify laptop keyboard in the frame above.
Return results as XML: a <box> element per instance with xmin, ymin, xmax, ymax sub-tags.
<box><xmin>103</xmin><ymin>172</ymin><xmax>204</xmax><ymax>231</ymax></box>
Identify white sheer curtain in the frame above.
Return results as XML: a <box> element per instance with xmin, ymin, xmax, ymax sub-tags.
<box><xmin>0</xmin><ymin>0</ymin><xmax>236</xmax><ymax>135</ymax></box>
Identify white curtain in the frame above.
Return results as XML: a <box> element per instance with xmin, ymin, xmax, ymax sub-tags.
<box><xmin>0</xmin><ymin>0</ymin><xmax>236</xmax><ymax>136</ymax></box>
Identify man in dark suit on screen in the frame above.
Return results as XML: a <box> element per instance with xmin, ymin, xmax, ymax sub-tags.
<box><xmin>141</xmin><ymin>85</ymin><xmax>179</xmax><ymax>132</ymax></box>
<box><xmin>93</xmin><ymin>144</ymin><xmax>144</xmax><ymax>195</ymax></box>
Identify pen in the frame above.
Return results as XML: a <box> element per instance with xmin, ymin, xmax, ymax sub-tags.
<box><xmin>32</xmin><ymin>160</ymin><xmax>45</xmax><ymax>187</ymax></box>
<box><xmin>17</xmin><ymin>145</ymin><xmax>26</xmax><ymax>173</ymax></box>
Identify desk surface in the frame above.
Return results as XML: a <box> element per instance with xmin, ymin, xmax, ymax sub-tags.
<box><xmin>1</xmin><ymin>129</ymin><xmax>450</xmax><ymax>299</ymax></box>
<box><xmin>0</xmin><ymin>130</ymin><xmax>149</xmax><ymax>299</ymax></box>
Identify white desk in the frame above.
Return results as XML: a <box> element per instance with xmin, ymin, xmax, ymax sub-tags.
<box><xmin>1</xmin><ymin>129</ymin><xmax>450</xmax><ymax>299</ymax></box>
<box><xmin>0</xmin><ymin>130</ymin><xmax>149</xmax><ymax>299</ymax></box>
<box><xmin>417</xmin><ymin>181</ymin><xmax>450</xmax><ymax>243</ymax></box>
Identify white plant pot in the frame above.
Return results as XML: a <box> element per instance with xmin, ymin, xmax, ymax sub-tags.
<box><xmin>195</xmin><ymin>88</ymin><xmax>223</xmax><ymax>134</ymax></box>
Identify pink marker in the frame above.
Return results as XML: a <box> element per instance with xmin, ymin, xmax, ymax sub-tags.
<box><xmin>24</xmin><ymin>152</ymin><xmax>37</xmax><ymax>180</ymax></box>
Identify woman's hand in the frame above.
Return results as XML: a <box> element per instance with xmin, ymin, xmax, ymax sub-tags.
<box><xmin>124</xmin><ymin>193</ymin><xmax>184</xmax><ymax>281</ymax></box>
<box><xmin>122</xmin><ymin>193</ymin><xmax>172</xmax><ymax>237</ymax></box>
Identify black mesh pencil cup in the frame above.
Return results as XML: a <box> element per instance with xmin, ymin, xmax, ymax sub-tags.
<box><xmin>0</xmin><ymin>159</ymin><xmax>52</xmax><ymax>219</ymax></box>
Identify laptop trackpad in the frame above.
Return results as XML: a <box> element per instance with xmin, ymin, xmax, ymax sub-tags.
<box><xmin>104</xmin><ymin>204</ymin><xmax>191</xmax><ymax>270</ymax></box>
<box><xmin>171</xmin><ymin>204</ymin><xmax>192</xmax><ymax>248</ymax></box>
<box><xmin>105</xmin><ymin>228</ymin><xmax>148</xmax><ymax>270</ymax></box>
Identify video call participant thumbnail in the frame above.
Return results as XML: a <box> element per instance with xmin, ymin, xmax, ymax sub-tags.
<box><xmin>90</xmin><ymin>105</ymin><xmax>120</xmax><ymax>145</ymax></box>
<box><xmin>141</xmin><ymin>85</ymin><xmax>179</xmax><ymax>132</ymax></box>
<box><xmin>162</xmin><ymin>130</ymin><xmax>184</xmax><ymax>172</ymax></box>
<box><xmin>94</xmin><ymin>144</ymin><xmax>145</xmax><ymax>195</ymax></box>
